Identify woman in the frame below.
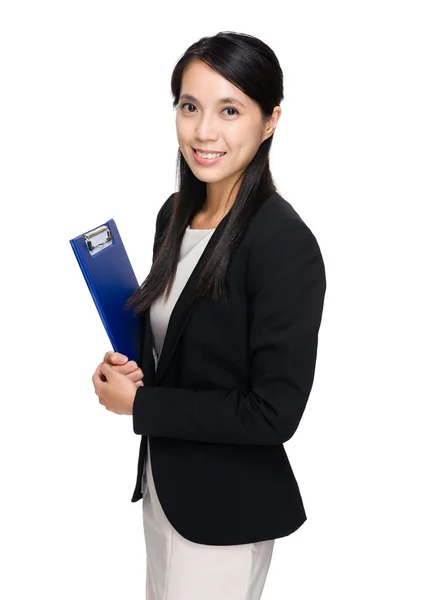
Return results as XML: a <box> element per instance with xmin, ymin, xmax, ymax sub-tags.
<box><xmin>92</xmin><ymin>31</ymin><xmax>327</xmax><ymax>600</ymax></box>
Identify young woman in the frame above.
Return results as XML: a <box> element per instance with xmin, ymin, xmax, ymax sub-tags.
<box><xmin>92</xmin><ymin>31</ymin><xmax>327</xmax><ymax>600</ymax></box>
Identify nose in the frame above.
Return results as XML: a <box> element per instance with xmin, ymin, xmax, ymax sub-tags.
<box><xmin>195</xmin><ymin>113</ymin><xmax>219</xmax><ymax>141</ymax></box>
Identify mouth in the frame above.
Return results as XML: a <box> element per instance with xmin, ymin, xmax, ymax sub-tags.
<box><xmin>192</xmin><ymin>148</ymin><xmax>227</xmax><ymax>165</ymax></box>
<box><xmin>193</xmin><ymin>148</ymin><xmax>227</xmax><ymax>155</ymax></box>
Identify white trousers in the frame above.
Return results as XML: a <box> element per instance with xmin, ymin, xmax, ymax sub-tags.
<box><xmin>142</xmin><ymin>440</ymin><xmax>275</xmax><ymax>600</ymax></box>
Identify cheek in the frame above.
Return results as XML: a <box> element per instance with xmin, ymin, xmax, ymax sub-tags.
<box><xmin>229</xmin><ymin>122</ymin><xmax>260</xmax><ymax>151</ymax></box>
<box><xmin>176</xmin><ymin>129</ymin><xmax>183</xmax><ymax>146</ymax></box>
<box><xmin>175</xmin><ymin>119</ymin><xmax>182</xmax><ymax>140</ymax></box>
<box><xmin>175</xmin><ymin>113</ymin><xmax>186</xmax><ymax>138</ymax></box>
<box><xmin>229</xmin><ymin>136</ymin><xmax>260</xmax><ymax>166</ymax></box>
<box><xmin>176</xmin><ymin>125</ymin><xmax>194</xmax><ymax>150</ymax></box>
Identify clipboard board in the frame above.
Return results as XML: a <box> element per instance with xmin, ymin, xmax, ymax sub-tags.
<box><xmin>69</xmin><ymin>219</ymin><xmax>142</xmax><ymax>364</ymax></box>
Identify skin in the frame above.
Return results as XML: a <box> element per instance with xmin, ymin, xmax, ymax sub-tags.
<box><xmin>93</xmin><ymin>59</ymin><xmax>281</xmax><ymax>415</ymax></box>
<box><xmin>92</xmin><ymin>352</ymin><xmax>143</xmax><ymax>416</ymax></box>
<box><xmin>175</xmin><ymin>59</ymin><xmax>281</xmax><ymax>226</ymax></box>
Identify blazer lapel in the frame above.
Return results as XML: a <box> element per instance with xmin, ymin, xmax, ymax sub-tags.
<box><xmin>139</xmin><ymin>309</ymin><xmax>156</xmax><ymax>386</ymax></box>
<box><xmin>153</xmin><ymin>210</ymin><xmax>231</xmax><ymax>386</ymax></box>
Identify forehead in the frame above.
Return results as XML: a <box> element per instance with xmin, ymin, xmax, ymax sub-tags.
<box><xmin>180</xmin><ymin>60</ymin><xmax>249</xmax><ymax>107</ymax></box>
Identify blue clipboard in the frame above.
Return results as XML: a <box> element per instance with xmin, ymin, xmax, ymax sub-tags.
<box><xmin>69</xmin><ymin>219</ymin><xmax>142</xmax><ymax>364</ymax></box>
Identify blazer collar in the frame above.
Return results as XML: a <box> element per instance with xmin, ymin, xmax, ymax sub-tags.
<box><xmin>149</xmin><ymin>207</ymin><xmax>232</xmax><ymax>386</ymax></box>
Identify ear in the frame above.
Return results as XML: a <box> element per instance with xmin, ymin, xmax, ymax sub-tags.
<box><xmin>262</xmin><ymin>105</ymin><xmax>282</xmax><ymax>143</ymax></box>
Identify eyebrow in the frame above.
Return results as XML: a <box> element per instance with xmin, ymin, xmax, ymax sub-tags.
<box><xmin>179</xmin><ymin>93</ymin><xmax>246</xmax><ymax>108</ymax></box>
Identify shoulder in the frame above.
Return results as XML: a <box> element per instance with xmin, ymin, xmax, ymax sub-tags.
<box><xmin>247</xmin><ymin>192</ymin><xmax>323</xmax><ymax>258</ymax></box>
<box><xmin>156</xmin><ymin>192</ymin><xmax>176</xmax><ymax>230</ymax></box>
<box><xmin>152</xmin><ymin>192</ymin><xmax>176</xmax><ymax>260</ymax></box>
<box><xmin>243</xmin><ymin>193</ymin><xmax>326</xmax><ymax>300</ymax></box>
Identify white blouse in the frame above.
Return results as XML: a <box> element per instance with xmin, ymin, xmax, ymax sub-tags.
<box><xmin>149</xmin><ymin>224</ymin><xmax>216</xmax><ymax>370</ymax></box>
<box><xmin>141</xmin><ymin>224</ymin><xmax>216</xmax><ymax>494</ymax></box>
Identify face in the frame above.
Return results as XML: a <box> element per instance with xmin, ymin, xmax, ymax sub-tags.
<box><xmin>175</xmin><ymin>60</ymin><xmax>280</xmax><ymax>198</ymax></box>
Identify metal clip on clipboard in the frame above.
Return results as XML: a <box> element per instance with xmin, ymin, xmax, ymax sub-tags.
<box><xmin>84</xmin><ymin>225</ymin><xmax>113</xmax><ymax>255</ymax></box>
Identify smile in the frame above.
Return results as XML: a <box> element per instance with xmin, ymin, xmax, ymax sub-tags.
<box><xmin>192</xmin><ymin>148</ymin><xmax>227</xmax><ymax>165</ymax></box>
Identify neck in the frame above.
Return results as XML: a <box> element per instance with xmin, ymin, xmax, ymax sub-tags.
<box><xmin>204</xmin><ymin>174</ymin><xmax>243</xmax><ymax>218</ymax></box>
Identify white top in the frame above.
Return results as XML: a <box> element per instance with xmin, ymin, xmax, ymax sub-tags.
<box><xmin>142</xmin><ymin>224</ymin><xmax>216</xmax><ymax>495</ymax></box>
<box><xmin>149</xmin><ymin>225</ymin><xmax>215</xmax><ymax>371</ymax></box>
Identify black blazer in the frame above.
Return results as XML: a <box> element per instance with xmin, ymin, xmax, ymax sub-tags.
<box><xmin>130</xmin><ymin>190</ymin><xmax>327</xmax><ymax>546</ymax></box>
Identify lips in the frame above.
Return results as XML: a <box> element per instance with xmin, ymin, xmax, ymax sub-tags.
<box><xmin>193</xmin><ymin>148</ymin><xmax>226</xmax><ymax>155</ymax></box>
<box><xmin>192</xmin><ymin>147</ymin><xmax>227</xmax><ymax>166</ymax></box>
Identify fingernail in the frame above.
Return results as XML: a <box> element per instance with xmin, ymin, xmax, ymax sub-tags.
<box><xmin>118</xmin><ymin>355</ymin><xmax>127</xmax><ymax>363</ymax></box>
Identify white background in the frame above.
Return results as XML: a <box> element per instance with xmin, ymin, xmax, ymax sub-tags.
<box><xmin>1</xmin><ymin>1</ymin><xmax>420</xmax><ymax>598</ymax></box>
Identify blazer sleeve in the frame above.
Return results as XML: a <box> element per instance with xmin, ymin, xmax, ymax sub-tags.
<box><xmin>133</xmin><ymin>217</ymin><xmax>327</xmax><ymax>445</ymax></box>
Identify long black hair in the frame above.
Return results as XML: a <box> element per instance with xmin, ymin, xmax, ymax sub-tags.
<box><xmin>125</xmin><ymin>31</ymin><xmax>284</xmax><ymax>315</ymax></box>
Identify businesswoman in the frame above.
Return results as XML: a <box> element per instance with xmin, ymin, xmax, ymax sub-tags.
<box><xmin>92</xmin><ymin>31</ymin><xmax>327</xmax><ymax>600</ymax></box>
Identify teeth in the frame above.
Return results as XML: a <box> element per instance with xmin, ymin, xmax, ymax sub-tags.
<box><xmin>196</xmin><ymin>150</ymin><xmax>225</xmax><ymax>159</ymax></box>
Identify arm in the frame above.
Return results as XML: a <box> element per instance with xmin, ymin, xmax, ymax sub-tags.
<box><xmin>133</xmin><ymin>218</ymin><xmax>327</xmax><ymax>445</ymax></box>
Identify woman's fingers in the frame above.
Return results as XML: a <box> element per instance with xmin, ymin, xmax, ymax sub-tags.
<box><xmin>101</xmin><ymin>353</ymin><xmax>144</xmax><ymax>382</ymax></box>
<box><xmin>103</xmin><ymin>352</ymin><xmax>143</xmax><ymax>376</ymax></box>
<box><xmin>120</xmin><ymin>365</ymin><xmax>144</xmax><ymax>383</ymax></box>
<box><xmin>103</xmin><ymin>350</ymin><xmax>128</xmax><ymax>365</ymax></box>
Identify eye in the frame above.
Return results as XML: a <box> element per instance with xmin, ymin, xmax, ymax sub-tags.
<box><xmin>180</xmin><ymin>102</ymin><xmax>197</xmax><ymax>113</ymax></box>
<box><xmin>179</xmin><ymin>103</ymin><xmax>239</xmax><ymax>116</ymax></box>
<box><xmin>222</xmin><ymin>107</ymin><xmax>239</xmax><ymax>116</ymax></box>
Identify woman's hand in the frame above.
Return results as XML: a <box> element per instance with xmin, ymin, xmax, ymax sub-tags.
<box><xmin>103</xmin><ymin>351</ymin><xmax>144</xmax><ymax>387</ymax></box>
<box><xmin>91</xmin><ymin>351</ymin><xmax>144</xmax><ymax>416</ymax></box>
